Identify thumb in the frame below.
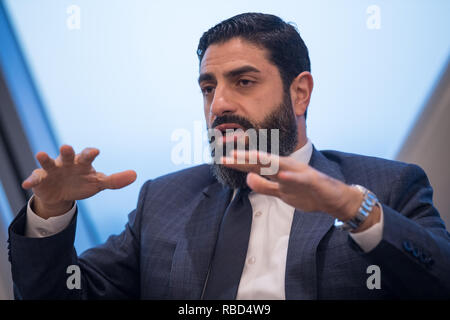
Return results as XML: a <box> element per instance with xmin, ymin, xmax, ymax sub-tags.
<box><xmin>102</xmin><ymin>170</ymin><xmax>137</xmax><ymax>190</ymax></box>
<box><xmin>247</xmin><ymin>172</ymin><xmax>280</xmax><ymax>197</ymax></box>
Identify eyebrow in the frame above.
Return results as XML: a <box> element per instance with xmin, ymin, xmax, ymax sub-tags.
<box><xmin>198</xmin><ymin>65</ymin><xmax>261</xmax><ymax>84</ymax></box>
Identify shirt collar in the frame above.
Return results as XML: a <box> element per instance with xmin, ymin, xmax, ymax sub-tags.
<box><xmin>288</xmin><ymin>138</ymin><xmax>313</xmax><ymax>165</ymax></box>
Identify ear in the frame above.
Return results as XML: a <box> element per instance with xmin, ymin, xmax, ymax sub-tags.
<box><xmin>289</xmin><ymin>71</ymin><xmax>314</xmax><ymax>117</ymax></box>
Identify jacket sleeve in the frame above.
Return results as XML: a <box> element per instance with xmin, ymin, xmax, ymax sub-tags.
<box><xmin>8</xmin><ymin>180</ymin><xmax>151</xmax><ymax>299</ymax></box>
<box><xmin>348</xmin><ymin>164</ymin><xmax>450</xmax><ymax>298</ymax></box>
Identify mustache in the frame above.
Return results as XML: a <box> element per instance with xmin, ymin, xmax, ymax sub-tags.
<box><xmin>208</xmin><ymin>114</ymin><xmax>256</xmax><ymax>146</ymax></box>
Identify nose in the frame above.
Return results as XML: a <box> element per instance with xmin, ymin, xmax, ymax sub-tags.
<box><xmin>209</xmin><ymin>85</ymin><xmax>237</xmax><ymax>119</ymax></box>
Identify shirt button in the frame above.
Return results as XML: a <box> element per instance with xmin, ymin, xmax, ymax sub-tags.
<box><xmin>248</xmin><ymin>257</ymin><xmax>256</xmax><ymax>264</ymax></box>
<box><xmin>39</xmin><ymin>229</ymin><xmax>48</xmax><ymax>236</ymax></box>
<box><xmin>255</xmin><ymin>211</ymin><xmax>262</xmax><ymax>217</ymax></box>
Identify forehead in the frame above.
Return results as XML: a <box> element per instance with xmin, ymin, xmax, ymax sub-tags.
<box><xmin>199</xmin><ymin>37</ymin><xmax>276</xmax><ymax>75</ymax></box>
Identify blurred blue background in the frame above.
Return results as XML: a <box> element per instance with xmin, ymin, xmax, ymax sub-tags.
<box><xmin>1</xmin><ymin>0</ymin><xmax>449</xmax><ymax>246</ymax></box>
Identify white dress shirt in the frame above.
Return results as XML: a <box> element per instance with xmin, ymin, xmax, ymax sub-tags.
<box><xmin>25</xmin><ymin>139</ymin><xmax>384</xmax><ymax>299</ymax></box>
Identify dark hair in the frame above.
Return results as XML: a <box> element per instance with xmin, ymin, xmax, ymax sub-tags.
<box><xmin>197</xmin><ymin>12</ymin><xmax>311</xmax><ymax>119</ymax></box>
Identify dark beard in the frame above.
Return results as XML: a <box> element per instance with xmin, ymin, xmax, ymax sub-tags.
<box><xmin>209</xmin><ymin>92</ymin><xmax>298</xmax><ymax>189</ymax></box>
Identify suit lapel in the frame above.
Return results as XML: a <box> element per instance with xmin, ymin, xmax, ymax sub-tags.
<box><xmin>285</xmin><ymin>147</ymin><xmax>346</xmax><ymax>299</ymax></box>
<box><xmin>169</xmin><ymin>179</ymin><xmax>233</xmax><ymax>299</ymax></box>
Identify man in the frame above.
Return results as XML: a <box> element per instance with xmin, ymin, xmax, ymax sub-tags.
<box><xmin>8</xmin><ymin>13</ymin><xmax>450</xmax><ymax>299</ymax></box>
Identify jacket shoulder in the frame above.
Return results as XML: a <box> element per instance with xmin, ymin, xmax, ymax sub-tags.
<box><xmin>319</xmin><ymin>149</ymin><xmax>418</xmax><ymax>175</ymax></box>
<box><xmin>318</xmin><ymin>149</ymin><xmax>430</xmax><ymax>203</ymax></box>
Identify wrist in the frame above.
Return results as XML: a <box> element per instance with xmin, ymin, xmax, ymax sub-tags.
<box><xmin>32</xmin><ymin>196</ymin><xmax>74</xmax><ymax>219</ymax></box>
<box><xmin>337</xmin><ymin>185</ymin><xmax>364</xmax><ymax>221</ymax></box>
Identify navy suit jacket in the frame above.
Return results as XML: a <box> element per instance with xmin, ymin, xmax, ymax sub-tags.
<box><xmin>7</xmin><ymin>148</ymin><xmax>450</xmax><ymax>299</ymax></box>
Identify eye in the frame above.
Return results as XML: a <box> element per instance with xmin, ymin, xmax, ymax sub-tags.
<box><xmin>238</xmin><ymin>79</ymin><xmax>254</xmax><ymax>87</ymax></box>
<box><xmin>201</xmin><ymin>86</ymin><xmax>215</xmax><ymax>96</ymax></box>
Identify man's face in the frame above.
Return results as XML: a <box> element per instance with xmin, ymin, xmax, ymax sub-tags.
<box><xmin>198</xmin><ymin>37</ymin><xmax>298</xmax><ymax>188</ymax></box>
<box><xmin>199</xmin><ymin>37</ymin><xmax>286</xmax><ymax>131</ymax></box>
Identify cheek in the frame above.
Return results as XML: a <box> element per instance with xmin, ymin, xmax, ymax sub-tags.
<box><xmin>245</xmin><ymin>93</ymin><xmax>280</xmax><ymax>122</ymax></box>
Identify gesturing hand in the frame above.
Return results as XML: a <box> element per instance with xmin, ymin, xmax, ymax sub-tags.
<box><xmin>22</xmin><ymin>145</ymin><xmax>137</xmax><ymax>219</ymax></box>
<box><xmin>221</xmin><ymin>150</ymin><xmax>363</xmax><ymax>222</ymax></box>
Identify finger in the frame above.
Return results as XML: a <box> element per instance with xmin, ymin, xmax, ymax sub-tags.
<box><xmin>252</xmin><ymin>150</ymin><xmax>308</xmax><ymax>172</ymax></box>
<box><xmin>247</xmin><ymin>172</ymin><xmax>280</xmax><ymax>197</ymax></box>
<box><xmin>277</xmin><ymin>170</ymin><xmax>299</xmax><ymax>181</ymax></box>
<box><xmin>60</xmin><ymin>145</ymin><xmax>75</xmax><ymax>166</ymax></box>
<box><xmin>36</xmin><ymin>152</ymin><xmax>56</xmax><ymax>171</ymax></box>
<box><xmin>227</xmin><ymin>150</ymin><xmax>305</xmax><ymax>173</ymax></box>
<box><xmin>101</xmin><ymin>170</ymin><xmax>137</xmax><ymax>190</ymax></box>
<box><xmin>278</xmin><ymin>167</ymin><xmax>317</xmax><ymax>182</ymax></box>
<box><xmin>221</xmin><ymin>159</ymin><xmax>282</xmax><ymax>182</ymax></box>
<box><xmin>221</xmin><ymin>151</ymin><xmax>283</xmax><ymax>178</ymax></box>
<box><xmin>221</xmin><ymin>156</ymin><xmax>261</xmax><ymax>173</ymax></box>
<box><xmin>78</xmin><ymin>148</ymin><xmax>100</xmax><ymax>166</ymax></box>
<box><xmin>276</xmin><ymin>170</ymin><xmax>312</xmax><ymax>190</ymax></box>
<box><xmin>22</xmin><ymin>169</ymin><xmax>47</xmax><ymax>189</ymax></box>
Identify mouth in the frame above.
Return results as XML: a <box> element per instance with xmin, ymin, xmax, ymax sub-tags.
<box><xmin>211</xmin><ymin>123</ymin><xmax>248</xmax><ymax>146</ymax></box>
<box><xmin>213</xmin><ymin>123</ymin><xmax>246</xmax><ymax>134</ymax></box>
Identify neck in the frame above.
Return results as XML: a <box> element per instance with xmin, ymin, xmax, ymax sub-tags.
<box><xmin>293</xmin><ymin>117</ymin><xmax>308</xmax><ymax>152</ymax></box>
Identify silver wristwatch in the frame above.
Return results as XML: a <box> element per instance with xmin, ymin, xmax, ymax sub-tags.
<box><xmin>335</xmin><ymin>184</ymin><xmax>379</xmax><ymax>231</ymax></box>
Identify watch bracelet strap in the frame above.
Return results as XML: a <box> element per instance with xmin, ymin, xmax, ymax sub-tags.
<box><xmin>336</xmin><ymin>184</ymin><xmax>379</xmax><ymax>231</ymax></box>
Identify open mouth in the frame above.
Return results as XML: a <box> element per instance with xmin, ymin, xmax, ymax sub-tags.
<box><xmin>214</xmin><ymin>123</ymin><xmax>246</xmax><ymax>134</ymax></box>
<box><xmin>213</xmin><ymin>123</ymin><xmax>247</xmax><ymax>144</ymax></box>
<box><xmin>211</xmin><ymin>122</ymin><xmax>247</xmax><ymax>148</ymax></box>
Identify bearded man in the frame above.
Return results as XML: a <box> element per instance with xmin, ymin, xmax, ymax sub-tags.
<box><xmin>8</xmin><ymin>12</ymin><xmax>450</xmax><ymax>299</ymax></box>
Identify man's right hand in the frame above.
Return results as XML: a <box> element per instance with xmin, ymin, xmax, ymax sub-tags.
<box><xmin>22</xmin><ymin>145</ymin><xmax>137</xmax><ymax>219</ymax></box>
